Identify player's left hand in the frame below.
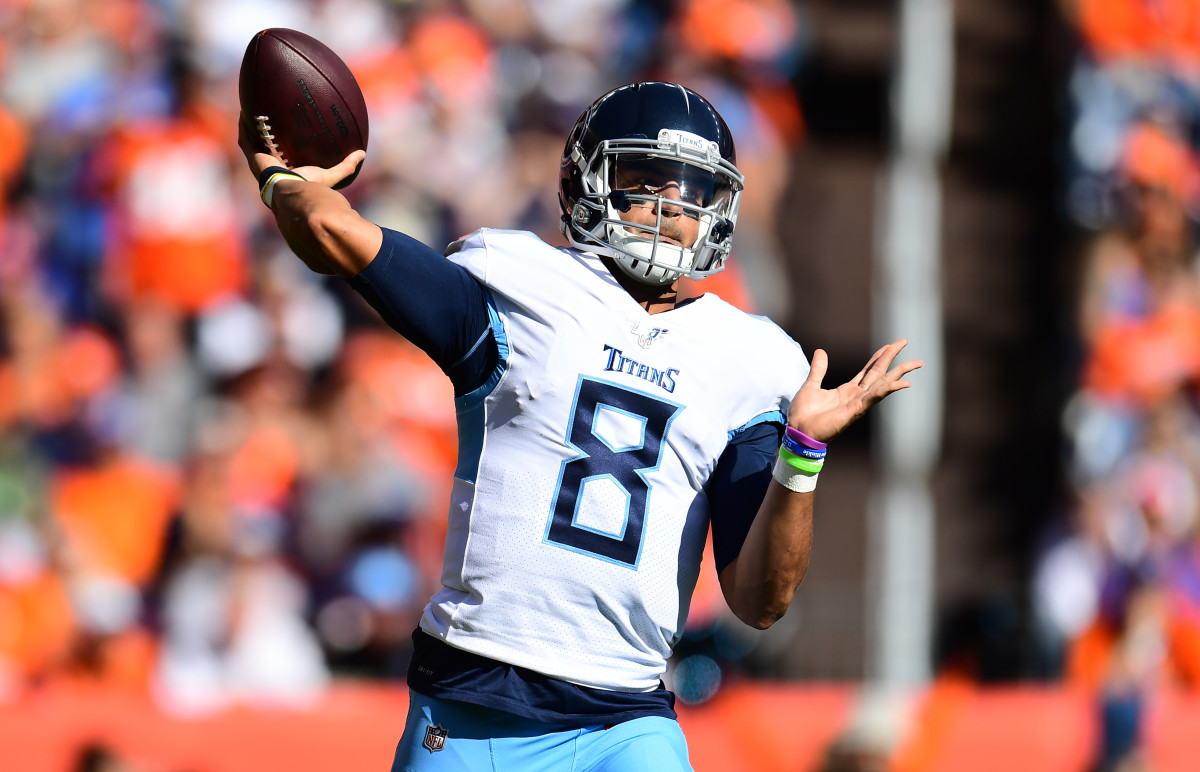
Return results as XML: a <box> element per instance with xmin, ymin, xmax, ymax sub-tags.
<box><xmin>787</xmin><ymin>338</ymin><xmax>921</xmax><ymax>442</ymax></box>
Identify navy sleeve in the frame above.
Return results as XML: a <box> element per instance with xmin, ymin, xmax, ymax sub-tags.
<box><xmin>707</xmin><ymin>420</ymin><xmax>784</xmax><ymax>573</ymax></box>
<box><xmin>345</xmin><ymin>228</ymin><xmax>496</xmax><ymax>396</ymax></box>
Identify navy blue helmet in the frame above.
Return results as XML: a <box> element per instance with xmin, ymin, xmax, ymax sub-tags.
<box><xmin>559</xmin><ymin>82</ymin><xmax>744</xmax><ymax>285</ymax></box>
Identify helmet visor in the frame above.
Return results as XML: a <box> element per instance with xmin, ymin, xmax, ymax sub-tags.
<box><xmin>609</xmin><ymin>155</ymin><xmax>733</xmax><ymax>211</ymax></box>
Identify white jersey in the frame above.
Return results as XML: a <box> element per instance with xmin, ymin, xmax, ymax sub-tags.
<box><xmin>419</xmin><ymin>229</ymin><xmax>809</xmax><ymax>691</ymax></box>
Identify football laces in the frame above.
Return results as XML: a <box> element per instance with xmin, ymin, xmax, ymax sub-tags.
<box><xmin>255</xmin><ymin>115</ymin><xmax>289</xmax><ymax>166</ymax></box>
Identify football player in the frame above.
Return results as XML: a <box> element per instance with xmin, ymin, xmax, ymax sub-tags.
<box><xmin>240</xmin><ymin>81</ymin><xmax>920</xmax><ymax>772</ymax></box>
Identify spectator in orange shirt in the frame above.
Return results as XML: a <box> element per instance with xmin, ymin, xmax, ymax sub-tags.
<box><xmin>96</xmin><ymin>56</ymin><xmax>248</xmax><ymax>316</ymax></box>
<box><xmin>1070</xmin><ymin>122</ymin><xmax>1200</xmax><ymax>480</ymax></box>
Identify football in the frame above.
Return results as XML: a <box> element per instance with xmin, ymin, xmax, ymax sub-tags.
<box><xmin>238</xmin><ymin>28</ymin><xmax>368</xmax><ymax>188</ymax></box>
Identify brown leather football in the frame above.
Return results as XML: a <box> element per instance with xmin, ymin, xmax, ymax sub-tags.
<box><xmin>238</xmin><ymin>28</ymin><xmax>368</xmax><ymax>188</ymax></box>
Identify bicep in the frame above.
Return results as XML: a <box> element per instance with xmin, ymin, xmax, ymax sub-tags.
<box><xmin>347</xmin><ymin>228</ymin><xmax>496</xmax><ymax>395</ymax></box>
<box><xmin>707</xmin><ymin>420</ymin><xmax>783</xmax><ymax>573</ymax></box>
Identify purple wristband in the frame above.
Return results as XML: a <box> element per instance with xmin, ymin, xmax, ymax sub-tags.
<box><xmin>785</xmin><ymin>426</ymin><xmax>827</xmax><ymax>451</ymax></box>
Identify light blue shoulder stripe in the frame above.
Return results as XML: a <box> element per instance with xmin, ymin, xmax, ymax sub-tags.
<box><xmin>453</xmin><ymin>291</ymin><xmax>509</xmax><ymax>483</ymax></box>
<box><xmin>727</xmin><ymin>409</ymin><xmax>786</xmax><ymax>442</ymax></box>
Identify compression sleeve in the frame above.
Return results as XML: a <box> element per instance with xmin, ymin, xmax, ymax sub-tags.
<box><xmin>707</xmin><ymin>420</ymin><xmax>784</xmax><ymax>573</ymax></box>
<box><xmin>345</xmin><ymin>227</ymin><xmax>496</xmax><ymax>396</ymax></box>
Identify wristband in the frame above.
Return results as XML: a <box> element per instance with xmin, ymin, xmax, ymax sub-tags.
<box><xmin>258</xmin><ymin>166</ymin><xmax>306</xmax><ymax>209</ymax></box>
<box><xmin>785</xmin><ymin>426</ymin><xmax>827</xmax><ymax>451</ymax></box>
<box><xmin>778</xmin><ymin>445</ymin><xmax>824</xmax><ymax>474</ymax></box>
<box><xmin>257</xmin><ymin>165</ymin><xmax>293</xmax><ymax>189</ymax></box>
<box><xmin>773</xmin><ymin>454</ymin><xmax>819</xmax><ymax>493</ymax></box>
<box><xmin>781</xmin><ymin>433</ymin><xmax>826</xmax><ymax>460</ymax></box>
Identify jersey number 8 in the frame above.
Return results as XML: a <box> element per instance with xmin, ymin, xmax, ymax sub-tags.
<box><xmin>545</xmin><ymin>377</ymin><xmax>682</xmax><ymax>568</ymax></box>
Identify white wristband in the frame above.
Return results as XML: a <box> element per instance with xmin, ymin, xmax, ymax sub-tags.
<box><xmin>773</xmin><ymin>455</ymin><xmax>819</xmax><ymax>493</ymax></box>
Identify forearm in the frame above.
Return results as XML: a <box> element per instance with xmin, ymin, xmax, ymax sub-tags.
<box><xmin>719</xmin><ymin>483</ymin><xmax>814</xmax><ymax>629</ymax></box>
<box><xmin>270</xmin><ymin>179</ymin><xmax>382</xmax><ymax>276</ymax></box>
<box><xmin>716</xmin><ymin>336</ymin><xmax>920</xmax><ymax>629</ymax></box>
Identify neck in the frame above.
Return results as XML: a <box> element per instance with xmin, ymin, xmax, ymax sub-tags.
<box><xmin>602</xmin><ymin>257</ymin><xmax>679</xmax><ymax>314</ymax></box>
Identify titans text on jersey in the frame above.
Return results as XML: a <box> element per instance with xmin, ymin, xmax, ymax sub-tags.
<box><xmin>602</xmin><ymin>344</ymin><xmax>680</xmax><ymax>393</ymax></box>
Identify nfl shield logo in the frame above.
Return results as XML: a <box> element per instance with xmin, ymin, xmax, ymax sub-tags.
<box><xmin>423</xmin><ymin>723</ymin><xmax>448</xmax><ymax>753</ymax></box>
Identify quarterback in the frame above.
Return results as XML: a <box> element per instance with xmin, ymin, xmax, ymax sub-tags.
<box><xmin>239</xmin><ymin>82</ymin><xmax>920</xmax><ymax>771</ymax></box>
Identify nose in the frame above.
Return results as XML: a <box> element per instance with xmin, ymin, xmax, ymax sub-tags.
<box><xmin>656</xmin><ymin>185</ymin><xmax>685</xmax><ymax>217</ymax></box>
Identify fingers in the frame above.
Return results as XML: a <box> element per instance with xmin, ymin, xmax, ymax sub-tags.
<box><xmin>238</xmin><ymin>112</ymin><xmax>286</xmax><ymax>177</ymax></box>
<box><xmin>876</xmin><ymin>338</ymin><xmax>909</xmax><ymax>370</ymax></box>
<box><xmin>858</xmin><ymin>338</ymin><xmax>912</xmax><ymax>386</ymax></box>
<box><xmin>335</xmin><ymin>149</ymin><xmax>366</xmax><ymax>178</ymax></box>
<box><xmin>237</xmin><ymin>115</ymin><xmax>261</xmax><ymax>163</ymax></box>
<box><xmin>804</xmin><ymin>348</ymin><xmax>828</xmax><ymax>390</ymax></box>
<box><xmin>854</xmin><ymin>344</ymin><xmax>890</xmax><ymax>386</ymax></box>
<box><xmin>871</xmin><ymin>357</ymin><xmax>923</xmax><ymax>399</ymax></box>
<box><xmin>891</xmin><ymin>357</ymin><xmax>923</xmax><ymax>380</ymax></box>
<box><xmin>237</xmin><ymin>115</ymin><xmax>251</xmax><ymax>153</ymax></box>
<box><xmin>292</xmin><ymin>149</ymin><xmax>366</xmax><ymax>188</ymax></box>
<box><xmin>883</xmin><ymin>356</ymin><xmax>923</xmax><ymax>387</ymax></box>
<box><xmin>858</xmin><ymin>342</ymin><xmax>920</xmax><ymax>401</ymax></box>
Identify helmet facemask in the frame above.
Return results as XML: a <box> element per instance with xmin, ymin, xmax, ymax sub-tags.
<box><xmin>565</xmin><ymin>129</ymin><xmax>744</xmax><ymax>285</ymax></box>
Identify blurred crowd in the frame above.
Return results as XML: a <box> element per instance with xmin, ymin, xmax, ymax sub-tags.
<box><xmin>1038</xmin><ymin>1</ymin><xmax>1200</xmax><ymax>769</ymax></box>
<box><xmin>12</xmin><ymin>0</ymin><xmax>1200</xmax><ymax>769</ymax></box>
<box><xmin>0</xmin><ymin>0</ymin><xmax>805</xmax><ymax>715</ymax></box>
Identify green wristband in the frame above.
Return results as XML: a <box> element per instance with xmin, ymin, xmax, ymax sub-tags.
<box><xmin>778</xmin><ymin>444</ymin><xmax>824</xmax><ymax>475</ymax></box>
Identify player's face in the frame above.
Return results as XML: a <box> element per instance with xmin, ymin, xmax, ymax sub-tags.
<box><xmin>612</xmin><ymin>158</ymin><xmax>724</xmax><ymax>249</ymax></box>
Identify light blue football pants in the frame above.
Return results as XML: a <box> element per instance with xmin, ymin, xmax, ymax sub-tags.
<box><xmin>391</xmin><ymin>689</ymin><xmax>693</xmax><ymax>772</ymax></box>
